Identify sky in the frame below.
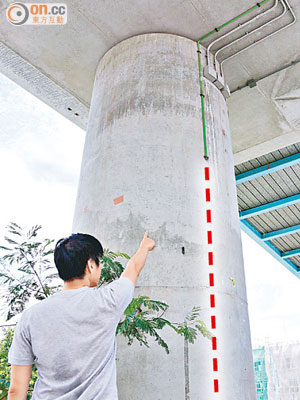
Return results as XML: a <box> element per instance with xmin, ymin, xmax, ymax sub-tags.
<box><xmin>0</xmin><ymin>71</ymin><xmax>299</xmax><ymax>347</ymax></box>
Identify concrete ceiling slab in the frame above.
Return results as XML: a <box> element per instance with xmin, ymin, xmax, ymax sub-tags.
<box><xmin>0</xmin><ymin>0</ymin><xmax>299</xmax><ymax>163</ymax></box>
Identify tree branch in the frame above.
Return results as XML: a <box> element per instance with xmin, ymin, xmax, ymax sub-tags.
<box><xmin>21</xmin><ymin>251</ymin><xmax>48</xmax><ymax>298</ymax></box>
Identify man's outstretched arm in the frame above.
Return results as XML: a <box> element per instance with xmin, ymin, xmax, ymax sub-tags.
<box><xmin>120</xmin><ymin>231</ymin><xmax>155</xmax><ymax>287</ymax></box>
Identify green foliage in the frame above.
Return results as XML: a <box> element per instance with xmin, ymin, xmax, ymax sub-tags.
<box><xmin>0</xmin><ymin>222</ymin><xmax>211</xmax><ymax>396</ymax></box>
<box><xmin>0</xmin><ymin>223</ymin><xmax>58</xmax><ymax>320</ymax></box>
<box><xmin>0</xmin><ymin>328</ymin><xmax>13</xmax><ymax>396</ymax></box>
<box><xmin>100</xmin><ymin>250</ymin><xmax>212</xmax><ymax>353</ymax></box>
<box><xmin>117</xmin><ymin>300</ymin><xmax>212</xmax><ymax>354</ymax></box>
<box><xmin>0</xmin><ymin>327</ymin><xmax>37</xmax><ymax>399</ymax></box>
<box><xmin>98</xmin><ymin>249</ymin><xmax>129</xmax><ymax>285</ymax></box>
<box><xmin>117</xmin><ymin>295</ymin><xmax>171</xmax><ymax>353</ymax></box>
<box><xmin>176</xmin><ymin>306</ymin><xmax>212</xmax><ymax>343</ymax></box>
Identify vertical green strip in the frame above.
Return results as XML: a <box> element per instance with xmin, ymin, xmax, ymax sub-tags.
<box><xmin>196</xmin><ymin>0</ymin><xmax>272</xmax><ymax>159</ymax></box>
<box><xmin>197</xmin><ymin>40</ymin><xmax>208</xmax><ymax>160</ymax></box>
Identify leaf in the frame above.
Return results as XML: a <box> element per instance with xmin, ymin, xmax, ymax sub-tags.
<box><xmin>4</xmin><ymin>237</ymin><xmax>19</xmax><ymax>246</ymax></box>
<box><xmin>113</xmin><ymin>251</ymin><xmax>131</xmax><ymax>260</ymax></box>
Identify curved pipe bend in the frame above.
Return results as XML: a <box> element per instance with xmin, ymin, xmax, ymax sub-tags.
<box><xmin>220</xmin><ymin>0</ymin><xmax>296</xmax><ymax>75</ymax></box>
<box><xmin>207</xmin><ymin>0</ymin><xmax>279</xmax><ymax>66</ymax></box>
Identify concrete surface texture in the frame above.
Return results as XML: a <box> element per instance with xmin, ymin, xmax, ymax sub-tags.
<box><xmin>73</xmin><ymin>33</ymin><xmax>256</xmax><ymax>399</ymax></box>
<box><xmin>1</xmin><ymin>0</ymin><xmax>300</xmax><ymax>163</ymax></box>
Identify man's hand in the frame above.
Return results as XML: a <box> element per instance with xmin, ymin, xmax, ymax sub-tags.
<box><xmin>121</xmin><ymin>231</ymin><xmax>155</xmax><ymax>287</ymax></box>
<box><xmin>139</xmin><ymin>231</ymin><xmax>155</xmax><ymax>252</ymax></box>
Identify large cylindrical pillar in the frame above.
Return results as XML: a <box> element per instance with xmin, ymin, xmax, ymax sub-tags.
<box><xmin>73</xmin><ymin>33</ymin><xmax>256</xmax><ymax>399</ymax></box>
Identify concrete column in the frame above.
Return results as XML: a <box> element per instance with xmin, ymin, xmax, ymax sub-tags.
<box><xmin>73</xmin><ymin>33</ymin><xmax>256</xmax><ymax>400</ymax></box>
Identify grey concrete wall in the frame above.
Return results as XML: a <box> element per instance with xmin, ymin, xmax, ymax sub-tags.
<box><xmin>73</xmin><ymin>33</ymin><xmax>256</xmax><ymax>399</ymax></box>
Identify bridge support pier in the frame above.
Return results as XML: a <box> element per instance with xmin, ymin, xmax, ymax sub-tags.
<box><xmin>73</xmin><ymin>33</ymin><xmax>256</xmax><ymax>400</ymax></box>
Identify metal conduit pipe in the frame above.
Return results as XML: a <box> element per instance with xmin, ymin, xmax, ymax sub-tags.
<box><xmin>198</xmin><ymin>0</ymin><xmax>273</xmax><ymax>42</ymax></box>
<box><xmin>206</xmin><ymin>0</ymin><xmax>279</xmax><ymax>68</ymax></box>
<box><xmin>196</xmin><ymin>0</ymin><xmax>294</xmax><ymax>159</ymax></box>
<box><xmin>215</xmin><ymin>0</ymin><xmax>286</xmax><ymax>69</ymax></box>
<box><xmin>231</xmin><ymin>57</ymin><xmax>300</xmax><ymax>93</ymax></box>
<box><xmin>220</xmin><ymin>0</ymin><xmax>296</xmax><ymax>75</ymax></box>
<box><xmin>197</xmin><ymin>0</ymin><xmax>273</xmax><ymax>159</ymax></box>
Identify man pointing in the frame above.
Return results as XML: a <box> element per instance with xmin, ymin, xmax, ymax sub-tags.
<box><xmin>7</xmin><ymin>231</ymin><xmax>155</xmax><ymax>399</ymax></box>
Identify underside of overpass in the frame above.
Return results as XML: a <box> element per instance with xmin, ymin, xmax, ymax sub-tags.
<box><xmin>236</xmin><ymin>142</ymin><xmax>300</xmax><ymax>278</ymax></box>
<box><xmin>1</xmin><ymin>0</ymin><xmax>300</xmax><ymax>398</ymax></box>
<box><xmin>1</xmin><ymin>0</ymin><xmax>299</xmax><ymax>163</ymax></box>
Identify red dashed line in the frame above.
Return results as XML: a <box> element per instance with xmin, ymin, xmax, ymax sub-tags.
<box><xmin>204</xmin><ymin>167</ymin><xmax>219</xmax><ymax>394</ymax></box>
<box><xmin>206</xmin><ymin>209</ymin><xmax>212</xmax><ymax>223</ymax></box>
<box><xmin>205</xmin><ymin>167</ymin><xmax>210</xmax><ymax>180</ymax></box>
<box><xmin>212</xmin><ymin>337</ymin><xmax>217</xmax><ymax>350</ymax></box>
<box><xmin>207</xmin><ymin>231</ymin><xmax>212</xmax><ymax>244</ymax></box>
<box><xmin>205</xmin><ymin>188</ymin><xmax>211</xmax><ymax>202</ymax></box>
<box><xmin>214</xmin><ymin>379</ymin><xmax>219</xmax><ymax>392</ymax></box>
<box><xmin>211</xmin><ymin>315</ymin><xmax>216</xmax><ymax>329</ymax></box>
<box><xmin>213</xmin><ymin>358</ymin><xmax>218</xmax><ymax>371</ymax></box>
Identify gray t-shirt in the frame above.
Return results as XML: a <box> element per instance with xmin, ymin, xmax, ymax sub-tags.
<box><xmin>8</xmin><ymin>277</ymin><xmax>134</xmax><ymax>400</ymax></box>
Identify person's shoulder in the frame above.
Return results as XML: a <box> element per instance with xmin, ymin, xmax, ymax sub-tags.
<box><xmin>118</xmin><ymin>276</ymin><xmax>135</xmax><ymax>288</ymax></box>
<box><xmin>117</xmin><ymin>277</ymin><xmax>135</xmax><ymax>292</ymax></box>
<box><xmin>21</xmin><ymin>294</ymin><xmax>56</xmax><ymax>317</ymax></box>
<box><xmin>91</xmin><ymin>278</ymin><xmax>134</xmax><ymax>297</ymax></box>
<box><xmin>20</xmin><ymin>299</ymin><xmax>44</xmax><ymax>318</ymax></box>
<box><xmin>17</xmin><ymin>294</ymin><xmax>62</xmax><ymax>328</ymax></box>
<box><xmin>100</xmin><ymin>277</ymin><xmax>134</xmax><ymax>290</ymax></box>
<box><xmin>14</xmin><ymin>303</ymin><xmax>38</xmax><ymax>327</ymax></box>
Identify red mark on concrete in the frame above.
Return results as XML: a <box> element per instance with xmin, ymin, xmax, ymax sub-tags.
<box><xmin>207</xmin><ymin>231</ymin><xmax>212</xmax><ymax>244</ymax></box>
<box><xmin>213</xmin><ymin>358</ymin><xmax>218</xmax><ymax>371</ymax></box>
<box><xmin>84</xmin><ymin>206</ymin><xmax>88</xmax><ymax>213</ymax></box>
<box><xmin>214</xmin><ymin>379</ymin><xmax>219</xmax><ymax>392</ymax></box>
<box><xmin>210</xmin><ymin>294</ymin><xmax>215</xmax><ymax>308</ymax></box>
<box><xmin>205</xmin><ymin>188</ymin><xmax>211</xmax><ymax>202</ymax></box>
<box><xmin>209</xmin><ymin>273</ymin><xmax>214</xmax><ymax>286</ymax></box>
<box><xmin>113</xmin><ymin>195</ymin><xmax>124</xmax><ymax>205</ymax></box>
<box><xmin>222</xmin><ymin>129</ymin><xmax>226</xmax><ymax>136</ymax></box>
<box><xmin>211</xmin><ymin>315</ymin><xmax>216</xmax><ymax>329</ymax></box>
<box><xmin>208</xmin><ymin>252</ymin><xmax>213</xmax><ymax>265</ymax></box>
<box><xmin>206</xmin><ymin>209</ymin><xmax>212</xmax><ymax>223</ymax></box>
<box><xmin>205</xmin><ymin>167</ymin><xmax>210</xmax><ymax>180</ymax></box>
<box><xmin>212</xmin><ymin>337</ymin><xmax>217</xmax><ymax>350</ymax></box>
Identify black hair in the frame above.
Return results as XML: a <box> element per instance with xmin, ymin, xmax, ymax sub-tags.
<box><xmin>54</xmin><ymin>233</ymin><xmax>103</xmax><ymax>281</ymax></box>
